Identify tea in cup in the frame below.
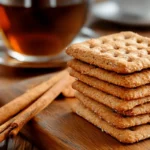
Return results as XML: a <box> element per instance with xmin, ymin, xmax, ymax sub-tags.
<box><xmin>0</xmin><ymin>0</ymin><xmax>89</xmax><ymax>62</ymax></box>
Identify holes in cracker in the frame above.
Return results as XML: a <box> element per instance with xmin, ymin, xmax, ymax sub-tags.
<box><xmin>89</xmin><ymin>44</ymin><xmax>95</xmax><ymax>48</ymax></box>
<box><xmin>147</xmin><ymin>43</ymin><xmax>150</xmax><ymax>47</ymax></box>
<box><xmin>100</xmin><ymin>39</ymin><xmax>108</xmax><ymax>44</ymax></box>
<box><xmin>127</xmin><ymin>57</ymin><xmax>133</xmax><ymax>62</ymax></box>
<box><xmin>125</xmin><ymin>43</ymin><xmax>131</xmax><ymax>46</ymax></box>
<box><xmin>113</xmin><ymin>45</ymin><xmax>120</xmax><ymax>50</ymax></box>
<box><xmin>136</xmin><ymin>38</ymin><xmax>143</xmax><ymax>44</ymax></box>
<box><xmin>137</xmin><ymin>47</ymin><xmax>144</xmax><ymax>50</ymax></box>
<box><xmin>113</xmin><ymin>53</ymin><xmax>119</xmax><ymax>57</ymax></box>
<box><xmin>101</xmin><ymin>49</ymin><xmax>107</xmax><ymax>53</ymax></box>
<box><xmin>125</xmin><ymin>50</ymin><xmax>130</xmax><ymax>54</ymax></box>
<box><xmin>147</xmin><ymin>51</ymin><xmax>150</xmax><ymax>55</ymax></box>
<box><xmin>113</xmin><ymin>38</ymin><xmax>117</xmax><ymax>41</ymax></box>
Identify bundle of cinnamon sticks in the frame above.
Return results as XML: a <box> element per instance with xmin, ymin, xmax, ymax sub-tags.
<box><xmin>0</xmin><ymin>69</ymin><xmax>75</xmax><ymax>142</ymax></box>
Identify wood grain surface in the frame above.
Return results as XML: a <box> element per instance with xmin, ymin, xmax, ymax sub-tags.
<box><xmin>0</xmin><ymin>73</ymin><xmax>150</xmax><ymax>150</ymax></box>
<box><xmin>7</xmin><ymin>134</ymin><xmax>38</xmax><ymax>150</ymax></box>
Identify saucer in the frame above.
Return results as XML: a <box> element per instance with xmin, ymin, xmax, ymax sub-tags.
<box><xmin>0</xmin><ymin>48</ymin><xmax>69</xmax><ymax>68</ymax></box>
<box><xmin>0</xmin><ymin>35</ymin><xmax>89</xmax><ymax>68</ymax></box>
<box><xmin>92</xmin><ymin>1</ymin><xmax>150</xmax><ymax>26</ymax></box>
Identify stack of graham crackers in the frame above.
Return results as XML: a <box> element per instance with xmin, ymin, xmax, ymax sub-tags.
<box><xmin>66</xmin><ymin>32</ymin><xmax>150</xmax><ymax>143</ymax></box>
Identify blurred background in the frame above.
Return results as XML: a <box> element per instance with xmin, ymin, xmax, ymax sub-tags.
<box><xmin>89</xmin><ymin>0</ymin><xmax>150</xmax><ymax>36</ymax></box>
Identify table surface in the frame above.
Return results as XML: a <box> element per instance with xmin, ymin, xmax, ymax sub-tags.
<box><xmin>1</xmin><ymin>0</ymin><xmax>150</xmax><ymax>149</ymax></box>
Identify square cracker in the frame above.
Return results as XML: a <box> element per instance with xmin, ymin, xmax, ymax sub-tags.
<box><xmin>76</xmin><ymin>92</ymin><xmax>150</xmax><ymax>128</ymax></box>
<box><xmin>68</xmin><ymin>59</ymin><xmax>150</xmax><ymax>88</ymax></box>
<box><xmin>123</xmin><ymin>102</ymin><xmax>150</xmax><ymax>116</ymax></box>
<box><xmin>70</xmin><ymin>69</ymin><xmax>150</xmax><ymax>100</ymax></box>
<box><xmin>66</xmin><ymin>31</ymin><xmax>150</xmax><ymax>74</ymax></box>
<box><xmin>72</xmin><ymin>81</ymin><xmax>150</xmax><ymax>112</ymax></box>
<box><xmin>72</xmin><ymin>101</ymin><xmax>150</xmax><ymax>143</ymax></box>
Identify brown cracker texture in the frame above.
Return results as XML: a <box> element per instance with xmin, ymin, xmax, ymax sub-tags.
<box><xmin>68</xmin><ymin>59</ymin><xmax>150</xmax><ymax>88</ymax></box>
<box><xmin>72</xmin><ymin>101</ymin><xmax>150</xmax><ymax>143</ymax></box>
<box><xmin>76</xmin><ymin>92</ymin><xmax>150</xmax><ymax>128</ymax></box>
<box><xmin>72</xmin><ymin>81</ymin><xmax>150</xmax><ymax>112</ymax></box>
<box><xmin>123</xmin><ymin>102</ymin><xmax>150</xmax><ymax>116</ymax></box>
<box><xmin>66</xmin><ymin>32</ymin><xmax>150</xmax><ymax>73</ymax></box>
<box><xmin>70</xmin><ymin>69</ymin><xmax>150</xmax><ymax>100</ymax></box>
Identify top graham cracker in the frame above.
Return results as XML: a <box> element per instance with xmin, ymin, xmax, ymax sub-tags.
<box><xmin>66</xmin><ymin>31</ymin><xmax>150</xmax><ymax>73</ymax></box>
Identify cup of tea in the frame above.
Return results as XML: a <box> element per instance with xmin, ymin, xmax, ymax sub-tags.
<box><xmin>0</xmin><ymin>0</ymin><xmax>89</xmax><ymax>63</ymax></box>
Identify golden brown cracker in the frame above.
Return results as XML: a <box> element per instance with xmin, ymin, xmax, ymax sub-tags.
<box><xmin>66</xmin><ymin>32</ymin><xmax>150</xmax><ymax>73</ymax></box>
<box><xmin>70</xmin><ymin>69</ymin><xmax>150</xmax><ymax>100</ymax></box>
<box><xmin>72</xmin><ymin>81</ymin><xmax>150</xmax><ymax>112</ymax></box>
<box><xmin>72</xmin><ymin>101</ymin><xmax>150</xmax><ymax>143</ymax></box>
<box><xmin>76</xmin><ymin>92</ymin><xmax>150</xmax><ymax>128</ymax></box>
<box><xmin>68</xmin><ymin>59</ymin><xmax>150</xmax><ymax>88</ymax></box>
<box><xmin>123</xmin><ymin>102</ymin><xmax>150</xmax><ymax>116</ymax></box>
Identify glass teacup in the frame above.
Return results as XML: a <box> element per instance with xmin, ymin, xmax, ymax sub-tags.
<box><xmin>0</xmin><ymin>0</ymin><xmax>89</xmax><ymax>62</ymax></box>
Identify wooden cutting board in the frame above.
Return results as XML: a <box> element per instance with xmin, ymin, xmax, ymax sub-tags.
<box><xmin>0</xmin><ymin>73</ymin><xmax>150</xmax><ymax>150</ymax></box>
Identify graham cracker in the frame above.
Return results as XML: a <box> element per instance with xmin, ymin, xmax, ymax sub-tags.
<box><xmin>76</xmin><ymin>92</ymin><xmax>150</xmax><ymax>128</ymax></box>
<box><xmin>70</xmin><ymin>69</ymin><xmax>150</xmax><ymax>100</ymax></box>
<box><xmin>123</xmin><ymin>102</ymin><xmax>150</xmax><ymax>116</ymax></box>
<box><xmin>72</xmin><ymin>81</ymin><xmax>150</xmax><ymax>112</ymax></box>
<box><xmin>68</xmin><ymin>59</ymin><xmax>150</xmax><ymax>88</ymax></box>
<box><xmin>66</xmin><ymin>31</ymin><xmax>150</xmax><ymax>74</ymax></box>
<box><xmin>72</xmin><ymin>101</ymin><xmax>150</xmax><ymax>143</ymax></box>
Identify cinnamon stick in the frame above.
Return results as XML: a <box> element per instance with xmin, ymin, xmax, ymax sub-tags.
<box><xmin>0</xmin><ymin>126</ymin><xmax>15</xmax><ymax>142</ymax></box>
<box><xmin>0</xmin><ymin>69</ymin><xmax>68</xmax><ymax>125</ymax></box>
<box><xmin>0</xmin><ymin>117</ymin><xmax>15</xmax><ymax>133</ymax></box>
<box><xmin>9</xmin><ymin>73</ymin><xmax>70</xmax><ymax>138</ymax></box>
